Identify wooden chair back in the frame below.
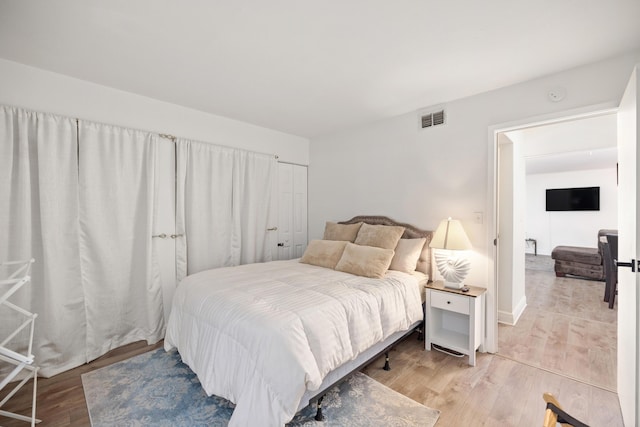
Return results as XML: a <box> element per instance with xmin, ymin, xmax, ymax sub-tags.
<box><xmin>542</xmin><ymin>392</ymin><xmax>589</xmax><ymax>427</ymax></box>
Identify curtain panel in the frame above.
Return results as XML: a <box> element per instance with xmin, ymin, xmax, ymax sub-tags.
<box><xmin>1</xmin><ymin>106</ymin><xmax>276</xmax><ymax>377</ymax></box>
<box><xmin>0</xmin><ymin>107</ymin><xmax>164</xmax><ymax>376</ymax></box>
<box><xmin>0</xmin><ymin>107</ymin><xmax>86</xmax><ymax>376</ymax></box>
<box><xmin>176</xmin><ymin>139</ymin><xmax>276</xmax><ymax>281</ymax></box>
<box><xmin>78</xmin><ymin>122</ymin><xmax>164</xmax><ymax>361</ymax></box>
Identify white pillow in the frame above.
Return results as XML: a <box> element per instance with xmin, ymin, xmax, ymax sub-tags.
<box><xmin>389</xmin><ymin>238</ymin><xmax>427</xmax><ymax>273</ymax></box>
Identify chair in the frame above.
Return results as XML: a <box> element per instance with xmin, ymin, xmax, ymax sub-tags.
<box><xmin>605</xmin><ymin>234</ymin><xmax>618</xmax><ymax>309</ymax></box>
<box><xmin>602</xmin><ymin>238</ymin><xmax>614</xmax><ymax>303</ymax></box>
<box><xmin>542</xmin><ymin>392</ymin><xmax>589</xmax><ymax>427</ymax></box>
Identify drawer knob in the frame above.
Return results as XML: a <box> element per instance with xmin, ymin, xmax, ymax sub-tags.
<box><xmin>447</xmin><ymin>301</ymin><xmax>451</xmax><ymax>304</ymax></box>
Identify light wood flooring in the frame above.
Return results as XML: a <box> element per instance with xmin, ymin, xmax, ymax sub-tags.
<box><xmin>1</xmin><ymin>257</ymin><xmax>623</xmax><ymax>426</ymax></box>
<box><xmin>498</xmin><ymin>254</ymin><xmax>617</xmax><ymax>391</ymax></box>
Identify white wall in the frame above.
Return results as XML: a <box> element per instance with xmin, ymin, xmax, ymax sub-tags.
<box><xmin>0</xmin><ymin>59</ymin><xmax>309</xmax><ymax>165</ymax></box>
<box><xmin>309</xmin><ymin>50</ymin><xmax>640</xmax><ymax>288</ymax></box>
<box><xmin>497</xmin><ymin>136</ymin><xmax>526</xmax><ymax>324</ymax></box>
<box><xmin>526</xmin><ymin>168</ymin><xmax>618</xmax><ymax>255</ymax></box>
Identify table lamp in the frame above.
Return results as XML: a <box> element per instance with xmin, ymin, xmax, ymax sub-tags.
<box><xmin>429</xmin><ymin>217</ymin><xmax>472</xmax><ymax>289</ymax></box>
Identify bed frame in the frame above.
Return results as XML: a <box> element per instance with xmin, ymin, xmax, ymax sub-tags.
<box><xmin>297</xmin><ymin>215</ymin><xmax>433</xmax><ymax>421</ymax></box>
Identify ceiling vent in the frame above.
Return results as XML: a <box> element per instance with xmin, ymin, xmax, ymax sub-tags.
<box><xmin>418</xmin><ymin>106</ymin><xmax>446</xmax><ymax>130</ymax></box>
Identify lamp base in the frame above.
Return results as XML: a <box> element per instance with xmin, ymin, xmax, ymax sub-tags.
<box><xmin>443</xmin><ymin>281</ymin><xmax>465</xmax><ymax>290</ymax></box>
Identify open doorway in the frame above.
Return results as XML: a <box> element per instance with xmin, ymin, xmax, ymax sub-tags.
<box><xmin>494</xmin><ymin>112</ymin><xmax>618</xmax><ymax>390</ymax></box>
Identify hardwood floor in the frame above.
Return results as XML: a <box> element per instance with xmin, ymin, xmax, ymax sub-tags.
<box><xmin>364</xmin><ymin>337</ymin><xmax>623</xmax><ymax>426</ymax></box>
<box><xmin>1</xmin><ymin>259</ymin><xmax>623</xmax><ymax>426</ymax></box>
<box><xmin>0</xmin><ymin>341</ymin><xmax>163</xmax><ymax>427</ymax></box>
<box><xmin>498</xmin><ymin>255</ymin><xmax>617</xmax><ymax>391</ymax></box>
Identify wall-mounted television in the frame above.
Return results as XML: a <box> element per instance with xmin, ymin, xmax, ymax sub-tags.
<box><xmin>546</xmin><ymin>186</ymin><xmax>600</xmax><ymax>211</ymax></box>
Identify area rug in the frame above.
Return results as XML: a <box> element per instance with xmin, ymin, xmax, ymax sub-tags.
<box><xmin>82</xmin><ymin>348</ymin><xmax>440</xmax><ymax>427</ymax></box>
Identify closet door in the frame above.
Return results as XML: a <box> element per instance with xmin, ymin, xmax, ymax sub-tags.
<box><xmin>154</xmin><ymin>139</ymin><xmax>177</xmax><ymax>321</ymax></box>
<box><xmin>276</xmin><ymin>163</ymin><xmax>308</xmax><ymax>260</ymax></box>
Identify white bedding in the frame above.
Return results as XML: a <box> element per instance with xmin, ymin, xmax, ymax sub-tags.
<box><xmin>164</xmin><ymin>259</ymin><xmax>423</xmax><ymax>426</ymax></box>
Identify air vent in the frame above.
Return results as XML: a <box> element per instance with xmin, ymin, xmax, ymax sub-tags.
<box><xmin>420</xmin><ymin>109</ymin><xmax>445</xmax><ymax>129</ymax></box>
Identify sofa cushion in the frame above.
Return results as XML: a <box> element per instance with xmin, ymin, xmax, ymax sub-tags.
<box><xmin>551</xmin><ymin>246</ymin><xmax>601</xmax><ymax>265</ymax></box>
<box><xmin>554</xmin><ymin>259</ymin><xmax>604</xmax><ymax>280</ymax></box>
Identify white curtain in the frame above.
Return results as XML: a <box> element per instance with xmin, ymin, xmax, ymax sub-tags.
<box><xmin>0</xmin><ymin>107</ymin><xmax>86</xmax><ymax>376</ymax></box>
<box><xmin>176</xmin><ymin>139</ymin><xmax>275</xmax><ymax>280</ymax></box>
<box><xmin>2</xmin><ymin>106</ymin><xmax>274</xmax><ymax>377</ymax></box>
<box><xmin>0</xmin><ymin>107</ymin><xmax>164</xmax><ymax>376</ymax></box>
<box><xmin>234</xmin><ymin>150</ymin><xmax>276</xmax><ymax>265</ymax></box>
<box><xmin>78</xmin><ymin>122</ymin><xmax>164</xmax><ymax>361</ymax></box>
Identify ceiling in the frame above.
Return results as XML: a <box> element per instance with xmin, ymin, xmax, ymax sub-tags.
<box><xmin>506</xmin><ymin>113</ymin><xmax>618</xmax><ymax>174</ymax></box>
<box><xmin>525</xmin><ymin>146</ymin><xmax>618</xmax><ymax>175</ymax></box>
<box><xmin>1</xmin><ymin>1</ymin><xmax>639</xmax><ymax>138</ymax></box>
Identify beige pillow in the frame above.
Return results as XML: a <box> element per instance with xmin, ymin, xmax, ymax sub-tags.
<box><xmin>300</xmin><ymin>240</ymin><xmax>348</xmax><ymax>269</ymax></box>
<box><xmin>323</xmin><ymin>221</ymin><xmax>363</xmax><ymax>242</ymax></box>
<box><xmin>389</xmin><ymin>238</ymin><xmax>427</xmax><ymax>273</ymax></box>
<box><xmin>335</xmin><ymin>242</ymin><xmax>395</xmax><ymax>279</ymax></box>
<box><xmin>354</xmin><ymin>223</ymin><xmax>405</xmax><ymax>250</ymax></box>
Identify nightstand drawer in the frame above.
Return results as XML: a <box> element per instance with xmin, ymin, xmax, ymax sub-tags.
<box><xmin>430</xmin><ymin>290</ymin><xmax>469</xmax><ymax>315</ymax></box>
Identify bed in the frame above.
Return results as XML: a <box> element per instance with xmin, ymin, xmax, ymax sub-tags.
<box><xmin>164</xmin><ymin>216</ymin><xmax>432</xmax><ymax>426</ymax></box>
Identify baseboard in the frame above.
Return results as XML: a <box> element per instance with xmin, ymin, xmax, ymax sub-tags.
<box><xmin>497</xmin><ymin>296</ymin><xmax>527</xmax><ymax>325</ymax></box>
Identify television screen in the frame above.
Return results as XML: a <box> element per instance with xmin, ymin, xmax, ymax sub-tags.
<box><xmin>546</xmin><ymin>187</ymin><xmax>600</xmax><ymax>211</ymax></box>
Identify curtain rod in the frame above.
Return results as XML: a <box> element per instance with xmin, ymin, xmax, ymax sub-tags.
<box><xmin>160</xmin><ymin>132</ymin><xmax>279</xmax><ymax>160</ymax></box>
<box><xmin>1</xmin><ymin>104</ymin><xmax>283</xmax><ymax>160</ymax></box>
<box><xmin>159</xmin><ymin>133</ymin><xmax>177</xmax><ymax>142</ymax></box>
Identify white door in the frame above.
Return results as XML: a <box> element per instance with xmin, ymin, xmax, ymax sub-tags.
<box><xmin>276</xmin><ymin>163</ymin><xmax>308</xmax><ymax>260</ymax></box>
<box><xmin>617</xmin><ymin>66</ymin><xmax>639</xmax><ymax>427</ymax></box>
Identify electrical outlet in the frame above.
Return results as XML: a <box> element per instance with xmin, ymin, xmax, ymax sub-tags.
<box><xmin>473</xmin><ymin>212</ymin><xmax>483</xmax><ymax>224</ymax></box>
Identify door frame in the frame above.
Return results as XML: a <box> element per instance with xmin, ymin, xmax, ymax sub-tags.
<box><xmin>485</xmin><ymin>101</ymin><xmax>618</xmax><ymax>353</ymax></box>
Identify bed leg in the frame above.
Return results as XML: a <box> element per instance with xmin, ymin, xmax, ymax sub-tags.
<box><xmin>314</xmin><ymin>395</ymin><xmax>325</xmax><ymax>421</ymax></box>
<box><xmin>383</xmin><ymin>352</ymin><xmax>391</xmax><ymax>371</ymax></box>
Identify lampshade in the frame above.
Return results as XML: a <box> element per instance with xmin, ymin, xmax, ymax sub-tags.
<box><xmin>429</xmin><ymin>217</ymin><xmax>472</xmax><ymax>289</ymax></box>
<box><xmin>429</xmin><ymin>218</ymin><xmax>472</xmax><ymax>250</ymax></box>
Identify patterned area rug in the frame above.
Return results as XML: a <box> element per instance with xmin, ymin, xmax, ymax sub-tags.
<box><xmin>82</xmin><ymin>348</ymin><xmax>440</xmax><ymax>427</ymax></box>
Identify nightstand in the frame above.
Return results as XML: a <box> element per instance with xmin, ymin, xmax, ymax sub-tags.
<box><xmin>424</xmin><ymin>281</ymin><xmax>486</xmax><ymax>366</ymax></box>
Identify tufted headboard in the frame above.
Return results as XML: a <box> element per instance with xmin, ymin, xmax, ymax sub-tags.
<box><xmin>338</xmin><ymin>215</ymin><xmax>433</xmax><ymax>280</ymax></box>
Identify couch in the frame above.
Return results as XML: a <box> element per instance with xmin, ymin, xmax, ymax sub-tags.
<box><xmin>551</xmin><ymin>229</ymin><xmax>617</xmax><ymax>281</ymax></box>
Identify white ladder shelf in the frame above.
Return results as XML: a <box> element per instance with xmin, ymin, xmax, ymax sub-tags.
<box><xmin>0</xmin><ymin>259</ymin><xmax>41</xmax><ymax>426</ymax></box>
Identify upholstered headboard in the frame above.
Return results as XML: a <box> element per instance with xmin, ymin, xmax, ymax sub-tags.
<box><xmin>338</xmin><ymin>215</ymin><xmax>433</xmax><ymax>279</ymax></box>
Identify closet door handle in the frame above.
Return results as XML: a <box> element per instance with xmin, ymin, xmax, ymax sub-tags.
<box><xmin>152</xmin><ymin>233</ymin><xmax>167</xmax><ymax>239</ymax></box>
<box><xmin>267</xmin><ymin>227</ymin><xmax>278</xmax><ymax>231</ymax></box>
<box><xmin>170</xmin><ymin>234</ymin><xmax>184</xmax><ymax>239</ymax></box>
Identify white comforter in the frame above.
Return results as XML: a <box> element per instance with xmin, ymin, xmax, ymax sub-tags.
<box><xmin>164</xmin><ymin>260</ymin><xmax>423</xmax><ymax>426</ymax></box>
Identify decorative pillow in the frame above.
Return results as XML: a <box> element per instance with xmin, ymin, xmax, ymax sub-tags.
<box><xmin>323</xmin><ymin>221</ymin><xmax>363</xmax><ymax>242</ymax></box>
<box><xmin>299</xmin><ymin>240</ymin><xmax>348</xmax><ymax>269</ymax></box>
<box><xmin>389</xmin><ymin>238</ymin><xmax>427</xmax><ymax>273</ymax></box>
<box><xmin>335</xmin><ymin>242</ymin><xmax>395</xmax><ymax>279</ymax></box>
<box><xmin>354</xmin><ymin>223</ymin><xmax>405</xmax><ymax>250</ymax></box>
